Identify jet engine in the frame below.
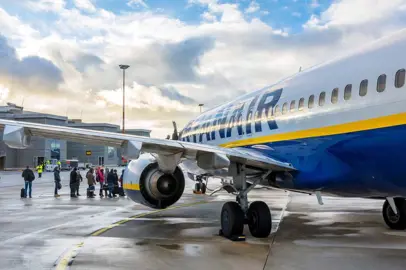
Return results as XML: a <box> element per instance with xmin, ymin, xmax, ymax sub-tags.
<box><xmin>123</xmin><ymin>153</ymin><xmax>185</xmax><ymax>209</ymax></box>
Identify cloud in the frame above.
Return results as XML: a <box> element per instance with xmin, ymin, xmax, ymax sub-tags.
<box><xmin>1</xmin><ymin>0</ymin><xmax>406</xmax><ymax>138</ymax></box>
<box><xmin>73</xmin><ymin>0</ymin><xmax>96</xmax><ymax>13</ymax></box>
<box><xmin>128</xmin><ymin>0</ymin><xmax>148</xmax><ymax>8</ymax></box>
<box><xmin>245</xmin><ymin>1</ymin><xmax>260</xmax><ymax>14</ymax></box>
<box><xmin>0</xmin><ymin>35</ymin><xmax>63</xmax><ymax>92</ymax></box>
<box><xmin>310</xmin><ymin>0</ymin><xmax>320</xmax><ymax>8</ymax></box>
<box><xmin>26</xmin><ymin>0</ymin><xmax>66</xmax><ymax>12</ymax></box>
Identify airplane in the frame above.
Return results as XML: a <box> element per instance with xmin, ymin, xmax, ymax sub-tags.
<box><xmin>2</xmin><ymin>28</ymin><xmax>406</xmax><ymax>240</ymax></box>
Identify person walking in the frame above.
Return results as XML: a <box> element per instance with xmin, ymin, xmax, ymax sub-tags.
<box><xmin>70</xmin><ymin>167</ymin><xmax>78</xmax><ymax>198</ymax></box>
<box><xmin>36</xmin><ymin>164</ymin><xmax>43</xmax><ymax>178</ymax></box>
<box><xmin>97</xmin><ymin>167</ymin><xmax>105</xmax><ymax>197</ymax></box>
<box><xmin>22</xmin><ymin>166</ymin><xmax>35</xmax><ymax>198</ymax></box>
<box><xmin>54</xmin><ymin>166</ymin><xmax>61</xmax><ymax>197</ymax></box>
<box><xmin>76</xmin><ymin>170</ymin><xmax>83</xmax><ymax>196</ymax></box>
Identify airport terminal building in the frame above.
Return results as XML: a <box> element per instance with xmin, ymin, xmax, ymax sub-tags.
<box><xmin>0</xmin><ymin>104</ymin><xmax>151</xmax><ymax>170</ymax></box>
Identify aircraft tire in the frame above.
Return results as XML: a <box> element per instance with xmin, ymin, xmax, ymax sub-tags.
<box><xmin>221</xmin><ymin>202</ymin><xmax>244</xmax><ymax>238</ymax></box>
<box><xmin>201</xmin><ymin>183</ymin><xmax>206</xmax><ymax>194</ymax></box>
<box><xmin>247</xmin><ymin>201</ymin><xmax>272</xmax><ymax>238</ymax></box>
<box><xmin>383</xmin><ymin>198</ymin><xmax>406</xmax><ymax>230</ymax></box>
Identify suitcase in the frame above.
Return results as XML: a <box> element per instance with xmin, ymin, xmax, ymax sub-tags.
<box><xmin>20</xmin><ymin>188</ymin><xmax>26</xmax><ymax>198</ymax></box>
<box><xmin>118</xmin><ymin>187</ymin><xmax>125</xmax><ymax>197</ymax></box>
<box><xmin>113</xmin><ymin>185</ymin><xmax>119</xmax><ymax>196</ymax></box>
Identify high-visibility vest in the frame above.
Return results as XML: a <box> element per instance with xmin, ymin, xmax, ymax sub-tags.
<box><xmin>57</xmin><ymin>161</ymin><xmax>61</xmax><ymax>165</ymax></box>
<box><xmin>37</xmin><ymin>166</ymin><xmax>43</xmax><ymax>173</ymax></box>
<box><xmin>46</xmin><ymin>160</ymin><xmax>50</xmax><ymax>164</ymax></box>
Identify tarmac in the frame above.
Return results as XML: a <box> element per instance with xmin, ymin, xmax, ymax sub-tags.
<box><xmin>0</xmin><ymin>170</ymin><xmax>406</xmax><ymax>269</ymax></box>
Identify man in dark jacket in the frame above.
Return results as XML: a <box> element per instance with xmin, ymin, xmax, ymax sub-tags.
<box><xmin>107</xmin><ymin>170</ymin><xmax>115</xmax><ymax>198</ymax></box>
<box><xmin>70</xmin><ymin>167</ymin><xmax>78</xmax><ymax>198</ymax></box>
<box><xmin>54</xmin><ymin>167</ymin><xmax>61</xmax><ymax>197</ymax></box>
<box><xmin>22</xmin><ymin>166</ymin><xmax>35</xmax><ymax>198</ymax></box>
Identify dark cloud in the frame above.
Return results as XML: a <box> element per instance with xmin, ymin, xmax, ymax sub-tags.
<box><xmin>70</xmin><ymin>53</ymin><xmax>104</xmax><ymax>73</ymax></box>
<box><xmin>0</xmin><ymin>35</ymin><xmax>63</xmax><ymax>91</ymax></box>
<box><xmin>161</xmin><ymin>36</ymin><xmax>215</xmax><ymax>82</ymax></box>
<box><xmin>158</xmin><ymin>86</ymin><xmax>196</xmax><ymax>105</ymax></box>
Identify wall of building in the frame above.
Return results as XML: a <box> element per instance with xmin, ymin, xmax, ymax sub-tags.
<box><xmin>67</xmin><ymin>124</ymin><xmax>121</xmax><ymax>166</ymax></box>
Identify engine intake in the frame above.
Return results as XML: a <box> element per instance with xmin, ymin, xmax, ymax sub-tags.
<box><xmin>124</xmin><ymin>154</ymin><xmax>185</xmax><ymax>209</ymax></box>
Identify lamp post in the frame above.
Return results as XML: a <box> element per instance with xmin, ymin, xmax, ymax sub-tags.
<box><xmin>119</xmin><ymin>64</ymin><xmax>130</xmax><ymax>134</ymax></box>
<box><xmin>198</xmin><ymin>103</ymin><xmax>204</xmax><ymax>113</ymax></box>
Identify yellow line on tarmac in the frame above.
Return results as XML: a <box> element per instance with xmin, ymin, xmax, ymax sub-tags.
<box><xmin>55</xmin><ymin>200</ymin><xmax>210</xmax><ymax>269</ymax></box>
<box><xmin>55</xmin><ymin>242</ymin><xmax>84</xmax><ymax>270</ymax></box>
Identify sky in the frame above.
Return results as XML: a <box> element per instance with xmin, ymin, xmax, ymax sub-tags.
<box><xmin>0</xmin><ymin>0</ymin><xmax>406</xmax><ymax>138</ymax></box>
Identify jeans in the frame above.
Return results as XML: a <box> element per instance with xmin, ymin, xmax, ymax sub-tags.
<box><xmin>108</xmin><ymin>182</ymin><xmax>114</xmax><ymax>197</ymax></box>
<box><xmin>54</xmin><ymin>182</ymin><xmax>59</xmax><ymax>195</ymax></box>
<box><xmin>25</xmin><ymin>181</ymin><xmax>32</xmax><ymax>197</ymax></box>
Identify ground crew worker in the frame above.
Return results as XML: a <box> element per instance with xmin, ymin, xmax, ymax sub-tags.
<box><xmin>36</xmin><ymin>164</ymin><xmax>43</xmax><ymax>178</ymax></box>
<box><xmin>57</xmin><ymin>160</ymin><xmax>61</xmax><ymax>169</ymax></box>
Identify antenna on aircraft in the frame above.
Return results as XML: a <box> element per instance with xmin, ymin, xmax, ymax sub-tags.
<box><xmin>299</xmin><ymin>66</ymin><xmax>302</xmax><ymax>72</ymax></box>
<box><xmin>172</xmin><ymin>121</ymin><xmax>179</xmax><ymax>140</ymax></box>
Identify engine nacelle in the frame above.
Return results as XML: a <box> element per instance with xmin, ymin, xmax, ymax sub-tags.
<box><xmin>2</xmin><ymin>125</ymin><xmax>31</xmax><ymax>149</ymax></box>
<box><xmin>123</xmin><ymin>153</ymin><xmax>185</xmax><ymax>209</ymax></box>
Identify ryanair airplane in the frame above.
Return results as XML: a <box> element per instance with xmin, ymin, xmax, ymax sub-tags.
<box><xmin>2</xmin><ymin>28</ymin><xmax>406</xmax><ymax>240</ymax></box>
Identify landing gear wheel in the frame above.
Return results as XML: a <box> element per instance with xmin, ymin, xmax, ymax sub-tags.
<box><xmin>221</xmin><ymin>202</ymin><xmax>244</xmax><ymax>239</ymax></box>
<box><xmin>201</xmin><ymin>183</ymin><xmax>206</xmax><ymax>194</ymax></box>
<box><xmin>383</xmin><ymin>198</ymin><xmax>406</xmax><ymax>230</ymax></box>
<box><xmin>247</xmin><ymin>201</ymin><xmax>272</xmax><ymax>238</ymax></box>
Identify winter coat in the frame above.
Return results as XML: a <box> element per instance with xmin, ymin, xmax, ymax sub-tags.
<box><xmin>97</xmin><ymin>169</ymin><xmax>105</xmax><ymax>183</ymax></box>
<box><xmin>22</xmin><ymin>169</ymin><xmax>35</xmax><ymax>182</ymax></box>
<box><xmin>70</xmin><ymin>170</ymin><xmax>78</xmax><ymax>184</ymax></box>
<box><xmin>86</xmin><ymin>171</ymin><xmax>95</xmax><ymax>186</ymax></box>
<box><xmin>54</xmin><ymin>170</ymin><xmax>61</xmax><ymax>182</ymax></box>
<box><xmin>107</xmin><ymin>171</ymin><xmax>115</xmax><ymax>184</ymax></box>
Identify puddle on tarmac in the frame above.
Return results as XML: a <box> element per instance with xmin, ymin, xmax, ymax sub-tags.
<box><xmin>156</xmin><ymin>243</ymin><xmax>203</xmax><ymax>256</ymax></box>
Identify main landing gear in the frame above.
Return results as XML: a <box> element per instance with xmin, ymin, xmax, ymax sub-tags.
<box><xmin>383</xmin><ymin>197</ymin><xmax>406</xmax><ymax>230</ymax></box>
<box><xmin>219</xmin><ymin>164</ymin><xmax>272</xmax><ymax>240</ymax></box>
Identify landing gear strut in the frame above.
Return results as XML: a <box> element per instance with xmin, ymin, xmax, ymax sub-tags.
<box><xmin>383</xmin><ymin>198</ymin><xmax>406</xmax><ymax>230</ymax></box>
<box><xmin>219</xmin><ymin>164</ymin><xmax>272</xmax><ymax>239</ymax></box>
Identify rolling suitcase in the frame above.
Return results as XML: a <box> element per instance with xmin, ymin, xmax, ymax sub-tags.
<box><xmin>20</xmin><ymin>188</ymin><xmax>26</xmax><ymax>198</ymax></box>
<box><xmin>118</xmin><ymin>187</ymin><xmax>125</xmax><ymax>197</ymax></box>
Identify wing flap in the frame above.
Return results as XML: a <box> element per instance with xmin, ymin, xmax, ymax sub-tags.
<box><xmin>0</xmin><ymin>119</ymin><xmax>295</xmax><ymax>171</ymax></box>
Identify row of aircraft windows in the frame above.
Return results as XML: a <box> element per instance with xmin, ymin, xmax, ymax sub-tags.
<box><xmin>273</xmin><ymin>69</ymin><xmax>406</xmax><ymax>115</ymax></box>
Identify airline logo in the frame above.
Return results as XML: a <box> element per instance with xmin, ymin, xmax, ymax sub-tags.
<box><xmin>181</xmin><ymin>88</ymin><xmax>283</xmax><ymax>143</ymax></box>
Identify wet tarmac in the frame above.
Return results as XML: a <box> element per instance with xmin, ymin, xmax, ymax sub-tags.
<box><xmin>1</xmin><ymin>170</ymin><xmax>406</xmax><ymax>269</ymax></box>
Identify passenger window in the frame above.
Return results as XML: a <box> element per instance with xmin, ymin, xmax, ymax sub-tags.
<box><xmin>331</xmin><ymin>88</ymin><xmax>338</xmax><ymax>104</ymax></box>
<box><xmin>319</xmin><ymin>92</ymin><xmax>326</xmax><ymax>106</ymax></box>
<box><xmin>290</xmin><ymin>100</ymin><xmax>295</xmax><ymax>112</ymax></box>
<box><xmin>308</xmin><ymin>95</ymin><xmax>314</xmax><ymax>109</ymax></box>
<box><xmin>298</xmin><ymin>98</ymin><xmax>304</xmax><ymax>110</ymax></box>
<box><xmin>377</xmin><ymin>74</ymin><xmax>386</xmax><ymax>92</ymax></box>
<box><xmin>274</xmin><ymin>105</ymin><xmax>280</xmax><ymax>116</ymax></box>
<box><xmin>359</xmin><ymin>79</ymin><xmax>368</xmax><ymax>97</ymax></box>
<box><xmin>344</xmin><ymin>84</ymin><xmax>352</xmax><ymax>100</ymax></box>
<box><xmin>282</xmin><ymin>102</ymin><xmax>288</xmax><ymax>114</ymax></box>
<box><xmin>395</xmin><ymin>69</ymin><xmax>405</xmax><ymax>88</ymax></box>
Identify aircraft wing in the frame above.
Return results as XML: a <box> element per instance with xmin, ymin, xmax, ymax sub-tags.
<box><xmin>0</xmin><ymin>119</ymin><xmax>295</xmax><ymax>172</ymax></box>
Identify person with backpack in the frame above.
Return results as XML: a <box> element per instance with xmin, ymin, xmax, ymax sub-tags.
<box><xmin>54</xmin><ymin>166</ymin><xmax>61</xmax><ymax>197</ymax></box>
<box><xmin>22</xmin><ymin>166</ymin><xmax>35</xmax><ymax>198</ymax></box>
<box><xmin>70</xmin><ymin>167</ymin><xmax>78</xmax><ymax>198</ymax></box>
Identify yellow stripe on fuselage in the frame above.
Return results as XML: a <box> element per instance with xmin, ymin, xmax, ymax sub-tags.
<box><xmin>123</xmin><ymin>183</ymin><xmax>140</xmax><ymax>191</ymax></box>
<box><xmin>220</xmin><ymin>111</ymin><xmax>406</xmax><ymax>148</ymax></box>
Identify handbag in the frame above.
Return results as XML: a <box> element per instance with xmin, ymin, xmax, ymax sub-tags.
<box><xmin>57</xmin><ymin>182</ymin><xmax>62</xmax><ymax>190</ymax></box>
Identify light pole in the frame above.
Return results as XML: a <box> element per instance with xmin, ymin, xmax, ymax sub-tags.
<box><xmin>119</xmin><ymin>64</ymin><xmax>130</xmax><ymax>134</ymax></box>
<box><xmin>198</xmin><ymin>103</ymin><xmax>204</xmax><ymax>113</ymax></box>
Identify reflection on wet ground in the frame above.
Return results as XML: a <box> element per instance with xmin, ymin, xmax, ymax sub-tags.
<box><xmin>1</xmin><ymin>171</ymin><xmax>406</xmax><ymax>269</ymax></box>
